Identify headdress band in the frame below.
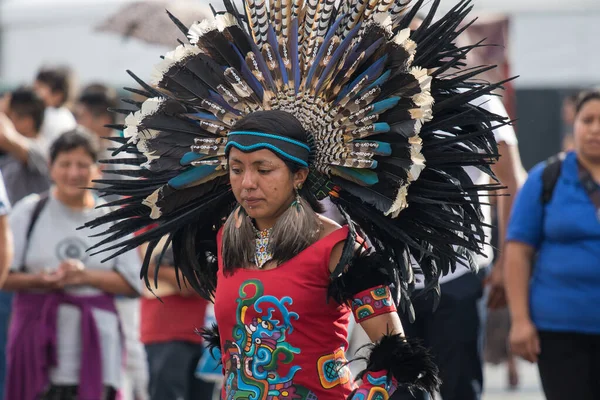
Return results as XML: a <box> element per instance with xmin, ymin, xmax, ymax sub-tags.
<box><xmin>225</xmin><ymin>131</ymin><xmax>311</xmax><ymax>167</ymax></box>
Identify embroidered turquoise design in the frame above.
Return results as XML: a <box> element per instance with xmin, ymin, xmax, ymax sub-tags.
<box><xmin>223</xmin><ymin>279</ymin><xmax>317</xmax><ymax>400</ymax></box>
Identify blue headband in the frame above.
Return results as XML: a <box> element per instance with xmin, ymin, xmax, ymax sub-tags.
<box><xmin>225</xmin><ymin>131</ymin><xmax>311</xmax><ymax>167</ymax></box>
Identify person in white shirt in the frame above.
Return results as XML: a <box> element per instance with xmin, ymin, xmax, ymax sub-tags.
<box><xmin>75</xmin><ymin>83</ymin><xmax>150</xmax><ymax>400</ymax></box>
<box><xmin>391</xmin><ymin>94</ymin><xmax>525</xmax><ymax>400</ymax></box>
<box><xmin>34</xmin><ymin>66</ymin><xmax>77</xmax><ymax>147</ymax></box>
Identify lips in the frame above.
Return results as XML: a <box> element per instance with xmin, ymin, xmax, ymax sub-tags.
<box><xmin>243</xmin><ymin>198</ymin><xmax>263</xmax><ymax>206</ymax></box>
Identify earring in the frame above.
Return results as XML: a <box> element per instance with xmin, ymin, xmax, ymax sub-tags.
<box><xmin>292</xmin><ymin>186</ymin><xmax>301</xmax><ymax>208</ymax></box>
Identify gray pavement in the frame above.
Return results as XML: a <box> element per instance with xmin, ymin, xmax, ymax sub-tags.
<box><xmin>483</xmin><ymin>360</ymin><xmax>544</xmax><ymax>400</ymax></box>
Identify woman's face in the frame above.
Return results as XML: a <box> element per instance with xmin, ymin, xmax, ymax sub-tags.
<box><xmin>50</xmin><ymin>147</ymin><xmax>100</xmax><ymax>199</ymax></box>
<box><xmin>574</xmin><ymin>99</ymin><xmax>600</xmax><ymax>163</ymax></box>
<box><xmin>228</xmin><ymin>147</ymin><xmax>307</xmax><ymax>223</ymax></box>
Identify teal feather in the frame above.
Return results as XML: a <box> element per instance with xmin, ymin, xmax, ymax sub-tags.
<box><xmin>331</xmin><ymin>166</ymin><xmax>379</xmax><ymax>186</ymax></box>
<box><xmin>180</xmin><ymin>152</ymin><xmax>206</xmax><ymax>166</ymax></box>
<box><xmin>169</xmin><ymin>165</ymin><xmax>219</xmax><ymax>189</ymax></box>
<box><xmin>369</xmin><ymin>96</ymin><xmax>400</xmax><ymax>115</ymax></box>
<box><xmin>362</xmin><ymin>70</ymin><xmax>392</xmax><ymax>95</ymax></box>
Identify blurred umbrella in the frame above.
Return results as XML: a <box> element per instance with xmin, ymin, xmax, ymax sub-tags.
<box><xmin>95</xmin><ymin>0</ymin><xmax>209</xmax><ymax>47</ymax></box>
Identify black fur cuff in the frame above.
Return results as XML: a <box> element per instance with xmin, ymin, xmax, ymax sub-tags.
<box><xmin>355</xmin><ymin>333</ymin><xmax>441</xmax><ymax>396</ymax></box>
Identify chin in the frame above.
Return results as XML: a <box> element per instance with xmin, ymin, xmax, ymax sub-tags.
<box><xmin>582</xmin><ymin>149</ymin><xmax>600</xmax><ymax>163</ymax></box>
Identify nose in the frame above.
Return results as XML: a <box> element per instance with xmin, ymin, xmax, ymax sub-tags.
<box><xmin>66</xmin><ymin>164</ymin><xmax>82</xmax><ymax>180</ymax></box>
<box><xmin>592</xmin><ymin>119</ymin><xmax>600</xmax><ymax>135</ymax></box>
<box><xmin>241</xmin><ymin>170</ymin><xmax>257</xmax><ymax>190</ymax></box>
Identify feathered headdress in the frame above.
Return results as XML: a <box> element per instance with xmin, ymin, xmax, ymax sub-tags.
<box><xmin>83</xmin><ymin>0</ymin><xmax>511</xmax><ymax>313</ymax></box>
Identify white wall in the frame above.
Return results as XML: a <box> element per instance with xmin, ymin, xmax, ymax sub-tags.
<box><xmin>0</xmin><ymin>0</ymin><xmax>171</xmax><ymax>88</ymax></box>
<box><xmin>2</xmin><ymin>0</ymin><xmax>600</xmax><ymax>89</ymax></box>
<box><xmin>509</xmin><ymin>12</ymin><xmax>600</xmax><ymax>88</ymax></box>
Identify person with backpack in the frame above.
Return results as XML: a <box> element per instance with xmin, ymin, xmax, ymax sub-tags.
<box><xmin>504</xmin><ymin>90</ymin><xmax>600</xmax><ymax>400</ymax></box>
<box><xmin>1</xmin><ymin>129</ymin><xmax>142</xmax><ymax>400</ymax></box>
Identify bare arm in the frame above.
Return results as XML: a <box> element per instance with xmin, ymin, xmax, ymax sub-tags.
<box><xmin>0</xmin><ymin>215</ymin><xmax>13</xmax><ymax>288</ymax></box>
<box><xmin>146</xmin><ymin>262</ymin><xmax>197</xmax><ymax>296</ymax></box>
<box><xmin>504</xmin><ymin>241</ymin><xmax>535</xmax><ymax>322</ymax></box>
<box><xmin>487</xmin><ymin>141</ymin><xmax>525</xmax><ymax>309</ymax></box>
<box><xmin>138</xmin><ymin>241</ymin><xmax>197</xmax><ymax>296</ymax></box>
<box><xmin>0</xmin><ymin>113</ymin><xmax>32</xmax><ymax>164</ymax></box>
<box><xmin>492</xmin><ymin>141</ymin><xmax>522</xmax><ymax>260</ymax></box>
<box><xmin>3</xmin><ymin>271</ymin><xmax>64</xmax><ymax>291</ymax></box>
<box><xmin>504</xmin><ymin>240</ymin><xmax>540</xmax><ymax>363</ymax></box>
<box><xmin>79</xmin><ymin>269</ymin><xmax>139</xmax><ymax>296</ymax></box>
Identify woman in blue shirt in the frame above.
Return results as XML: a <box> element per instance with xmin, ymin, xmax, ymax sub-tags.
<box><xmin>504</xmin><ymin>91</ymin><xmax>600</xmax><ymax>400</ymax></box>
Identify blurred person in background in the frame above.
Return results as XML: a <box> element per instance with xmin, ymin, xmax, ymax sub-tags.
<box><xmin>34</xmin><ymin>66</ymin><xmax>77</xmax><ymax>145</ymax></box>
<box><xmin>505</xmin><ymin>90</ymin><xmax>600</xmax><ymax>400</ymax></box>
<box><xmin>74</xmin><ymin>83</ymin><xmax>119</xmax><ymax>154</ymax></box>
<box><xmin>138</xmin><ymin>239</ymin><xmax>215</xmax><ymax>400</ymax></box>
<box><xmin>75</xmin><ymin>83</ymin><xmax>150</xmax><ymax>400</ymax></box>
<box><xmin>0</xmin><ymin>86</ymin><xmax>51</xmax><ymax>204</ymax></box>
<box><xmin>1</xmin><ymin>128</ymin><xmax>142</xmax><ymax>400</ymax></box>
<box><xmin>392</xmin><ymin>94</ymin><xmax>524</xmax><ymax>400</ymax></box>
<box><xmin>0</xmin><ymin>86</ymin><xmax>52</xmax><ymax>400</ymax></box>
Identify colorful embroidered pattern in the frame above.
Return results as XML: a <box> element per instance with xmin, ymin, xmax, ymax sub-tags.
<box><xmin>349</xmin><ymin>370</ymin><xmax>398</xmax><ymax>400</ymax></box>
<box><xmin>255</xmin><ymin>228</ymin><xmax>273</xmax><ymax>268</ymax></box>
<box><xmin>351</xmin><ymin>286</ymin><xmax>396</xmax><ymax>323</ymax></box>
<box><xmin>223</xmin><ymin>280</ymin><xmax>317</xmax><ymax>400</ymax></box>
<box><xmin>317</xmin><ymin>348</ymin><xmax>352</xmax><ymax>389</ymax></box>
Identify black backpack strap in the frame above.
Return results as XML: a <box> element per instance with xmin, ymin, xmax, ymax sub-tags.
<box><xmin>541</xmin><ymin>153</ymin><xmax>566</xmax><ymax>205</ymax></box>
<box><xmin>20</xmin><ymin>192</ymin><xmax>50</xmax><ymax>271</ymax></box>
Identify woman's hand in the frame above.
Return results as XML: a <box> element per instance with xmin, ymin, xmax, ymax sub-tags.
<box><xmin>59</xmin><ymin>259</ymin><xmax>89</xmax><ymax>287</ymax></box>
<box><xmin>34</xmin><ymin>269</ymin><xmax>67</xmax><ymax>291</ymax></box>
<box><xmin>509</xmin><ymin>318</ymin><xmax>540</xmax><ymax>363</ymax></box>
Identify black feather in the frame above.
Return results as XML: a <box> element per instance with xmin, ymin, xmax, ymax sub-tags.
<box><xmin>353</xmin><ymin>333</ymin><xmax>441</xmax><ymax>397</ymax></box>
<box><xmin>197</xmin><ymin>323</ymin><xmax>222</xmax><ymax>361</ymax></box>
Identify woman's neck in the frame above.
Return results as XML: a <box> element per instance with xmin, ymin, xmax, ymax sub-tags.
<box><xmin>53</xmin><ymin>187</ymin><xmax>95</xmax><ymax>209</ymax></box>
<box><xmin>578</xmin><ymin>154</ymin><xmax>600</xmax><ymax>183</ymax></box>
<box><xmin>255</xmin><ymin>217</ymin><xmax>276</xmax><ymax>231</ymax></box>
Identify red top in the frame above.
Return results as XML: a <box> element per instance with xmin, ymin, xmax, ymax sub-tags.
<box><xmin>214</xmin><ymin>226</ymin><xmax>355</xmax><ymax>400</ymax></box>
<box><xmin>141</xmin><ymin>295</ymin><xmax>208</xmax><ymax>345</ymax></box>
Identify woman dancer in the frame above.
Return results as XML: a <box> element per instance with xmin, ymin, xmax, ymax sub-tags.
<box><xmin>85</xmin><ymin>0</ymin><xmax>511</xmax><ymax>398</ymax></box>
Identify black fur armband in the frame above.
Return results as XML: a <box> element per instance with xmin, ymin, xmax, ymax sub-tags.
<box><xmin>351</xmin><ymin>333</ymin><xmax>441</xmax><ymax>398</ymax></box>
<box><xmin>328</xmin><ymin>251</ymin><xmax>396</xmax><ymax>305</ymax></box>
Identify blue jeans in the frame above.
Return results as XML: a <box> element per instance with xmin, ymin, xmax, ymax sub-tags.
<box><xmin>391</xmin><ymin>271</ymin><xmax>486</xmax><ymax>400</ymax></box>
<box><xmin>0</xmin><ymin>291</ymin><xmax>12</xmax><ymax>400</ymax></box>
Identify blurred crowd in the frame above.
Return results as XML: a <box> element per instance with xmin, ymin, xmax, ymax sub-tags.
<box><xmin>0</xmin><ymin>63</ymin><xmax>597</xmax><ymax>400</ymax></box>
<box><xmin>0</xmin><ymin>65</ymin><xmax>217</xmax><ymax>400</ymax></box>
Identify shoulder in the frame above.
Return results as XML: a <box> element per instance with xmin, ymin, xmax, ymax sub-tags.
<box><xmin>8</xmin><ymin>193</ymin><xmax>45</xmax><ymax>229</ymax></box>
<box><xmin>11</xmin><ymin>193</ymin><xmax>42</xmax><ymax>216</ymax></box>
<box><xmin>317</xmin><ymin>215</ymin><xmax>342</xmax><ymax>240</ymax></box>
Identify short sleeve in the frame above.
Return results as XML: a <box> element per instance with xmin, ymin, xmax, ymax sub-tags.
<box><xmin>477</xmin><ymin>95</ymin><xmax>518</xmax><ymax>146</ymax></box>
<box><xmin>506</xmin><ymin>162</ymin><xmax>546</xmax><ymax>248</ymax></box>
<box><xmin>8</xmin><ymin>194</ymin><xmax>41</xmax><ymax>271</ymax></box>
<box><xmin>113</xmin><ymin>240</ymin><xmax>143</xmax><ymax>296</ymax></box>
<box><xmin>0</xmin><ymin>171</ymin><xmax>11</xmax><ymax>216</ymax></box>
